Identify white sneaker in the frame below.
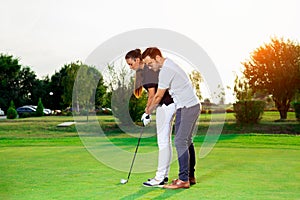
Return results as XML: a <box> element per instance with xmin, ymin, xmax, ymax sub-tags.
<box><xmin>147</xmin><ymin>177</ymin><xmax>168</xmax><ymax>184</ymax></box>
<box><xmin>143</xmin><ymin>178</ymin><xmax>166</xmax><ymax>187</ymax></box>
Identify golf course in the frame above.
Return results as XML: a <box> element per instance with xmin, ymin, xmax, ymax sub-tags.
<box><xmin>0</xmin><ymin>112</ymin><xmax>299</xmax><ymax>200</ymax></box>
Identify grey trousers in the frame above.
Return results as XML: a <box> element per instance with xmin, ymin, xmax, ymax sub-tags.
<box><xmin>174</xmin><ymin>103</ymin><xmax>200</xmax><ymax>181</ymax></box>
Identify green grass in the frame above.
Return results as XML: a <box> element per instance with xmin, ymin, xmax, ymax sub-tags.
<box><xmin>0</xmin><ymin>113</ymin><xmax>299</xmax><ymax>199</ymax></box>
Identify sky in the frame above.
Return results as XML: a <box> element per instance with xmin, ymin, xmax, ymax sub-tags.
<box><xmin>1</xmin><ymin>0</ymin><xmax>300</xmax><ymax>103</ymax></box>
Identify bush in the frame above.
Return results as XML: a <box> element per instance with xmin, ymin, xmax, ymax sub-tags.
<box><xmin>36</xmin><ymin>98</ymin><xmax>44</xmax><ymax>117</ymax></box>
<box><xmin>61</xmin><ymin>111</ymin><xmax>73</xmax><ymax>116</ymax></box>
<box><xmin>19</xmin><ymin>112</ymin><xmax>33</xmax><ymax>118</ymax></box>
<box><xmin>233</xmin><ymin>100</ymin><xmax>265</xmax><ymax>124</ymax></box>
<box><xmin>292</xmin><ymin>102</ymin><xmax>300</xmax><ymax>121</ymax></box>
<box><xmin>6</xmin><ymin>100</ymin><xmax>17</xmax><ymax>119</ymax></box>
<box><xmin>129</xmin><ymin>93</ymin><xmax>146</xmax><ymax>123</ymax></box>
<box><xmin>112</xmin><ymin>87</ymin><xmax>148</xmax><ymax>125</ymax></box>
<box><xmin>7</xmin><ymin>107</ymin><xmax>18</xmax><ymax>119</ymax></box>
<box><xmin>201</xmin><ymin>110</ymin><xmax>207</xmax><ymax>114</ymax></box>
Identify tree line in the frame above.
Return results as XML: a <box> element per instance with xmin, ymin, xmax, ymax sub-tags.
<box><xmin>0</xmin><ymin>57</ymin><xmax>108</xmax><ymax>113</ymax></box>
<box><xmin>1</xmin><ymin>36</ymin><xmax>299</xmax><ymax>122</ymax></box>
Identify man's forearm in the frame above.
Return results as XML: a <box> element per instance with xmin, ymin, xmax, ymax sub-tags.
<box><xmin>146</xmin><ymin>88</ymin><xmax>166</xmax><ymax>114</ymax></box>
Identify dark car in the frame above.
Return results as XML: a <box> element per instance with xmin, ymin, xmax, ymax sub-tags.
<box><xmin>16</xmin><ymin>106</ymin><xmax>36</xmax><ymax>114</ymax></box>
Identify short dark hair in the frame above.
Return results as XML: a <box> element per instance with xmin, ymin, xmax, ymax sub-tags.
<box><xmin>142</xmin><ymin>47</ymin><xmax>162</xmax><ymax>59</ymax></box>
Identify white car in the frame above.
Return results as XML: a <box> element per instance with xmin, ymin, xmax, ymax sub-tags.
<box><xmin>27</xmin><ymin>105</ymin><xmax>52</xmax><ymax>115</ymax></box>
<box><xmin>0</xmin><ymin>108</ymin><xmax>4</xmax><ymax>116</ymax></box>
<box><xmin>16</xmin><ymin>106</ymin><xmax>36</xmax><ymax>114</ymax></box>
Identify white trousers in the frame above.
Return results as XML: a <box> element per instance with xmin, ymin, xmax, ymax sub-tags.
<box><xmin>154</xmin><ymin>103</ymin><xmax>176</xmax><ymax>180</ymax></box>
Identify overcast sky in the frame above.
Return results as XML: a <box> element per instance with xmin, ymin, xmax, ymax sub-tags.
<box><xmin>1</xmin><ymin>0</ymin><xmax>300</xmax><ymax>103</ymax></box>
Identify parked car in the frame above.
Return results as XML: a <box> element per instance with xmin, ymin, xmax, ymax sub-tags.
<box><xmin>16</xmin><ymin>106</ymin><xmax>36</xmax><ymax>115</ymax></box>
<box><xmin>101</xmin><ymin>107</ymin><xmax>112</xmax><ymax>115</ymax></box>
<box><xmin>0</xmin><ymin>108</ymin><xmax>4</xmax><ymax>116</ymax></box>
<box><xmin>28</xmin><ymin>105</ymin><xmax>52</xmax><ymax>115</ymax></box>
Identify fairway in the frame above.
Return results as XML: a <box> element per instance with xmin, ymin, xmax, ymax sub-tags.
<box><xmin>0</xmin><ymin>115</ymin><xmax>299</xmax><ymax>199</ymax></box>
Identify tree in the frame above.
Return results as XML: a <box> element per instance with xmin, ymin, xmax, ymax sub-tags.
<box><xmin>213</xmin><ymin>84</ymin><xmax>227</xmax><ymax>105</ymax></box>
<box><xmin>62</xmin><ymin>62</ymin><xmax>81</xmax><ymax>109</ymax></box>
<box><xmin>17</xmin><ymin>66</ymin><xmax>39</xmax><ymax>106</ymax></box>
<box><xmin>6</xmin><ymin>100</ymin><xmax>17</xmax><ymax>119</ymax></box>
<box><xmin>233</xmin><ymin>75</ymin><xmax>253</xmax><ymax>101</ymax></box>
<box><xmin>0</xmin><ymin>54</ymin><xmax>21</xmax><ymax>111</ymax></box>
<box><xmin>243</xmin><ymin>37</ymin><xmax>300</xmax><ymax>120</ymax></box>
<box><xmin>36</xmin><ymin>76</ymin><xmax>52</xmax><ymax>109</ymax></box>
<box><xmin>36</xmin><ymin>98</ymin><xmax>44</xmax><ymax>117</ymax></box>
<box><xmin>189</xmin><ymin>70</ymin><xmax>203</xmax><ymax>101</ymax></box>
<box><xmin>104</xmin><ymin>64</ymin><xmax>147</xmax><ymax>125</ymax></box>
<box><xmin>129</xmin><ymin>91</ymin><xmax>148</xmax><ymax>122</ymax></box>
<box><xmin>0</xmin><ymin>54</ymin><xmax>41</xmax><ymax>110</ymax></box>
<box><xmin>73</xmin><ymin>64</ymin><xmax>106</xmax><ymax>121</ymax></box>
<box><xmin>50</xmin><ymin>61</ymin><xmax>107</xmax><ymax>115</ymax></box>
<box><xmin>94</xmin><ymin>70</ymin><xmax>107</xmax><ymax>109</ymax></box>
<box><xmin>49</xmin><ymin>65</ymin><xmax>70</xmax><ymax>110</ymax></box>
<box><xmin>103</xmin><ymin>92</ymin><xmax>112</xmax><ymax>108</ymax></box>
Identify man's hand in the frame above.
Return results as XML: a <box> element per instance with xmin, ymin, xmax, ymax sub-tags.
<box><xmin>141</xmin><ymin>113</ymin><xmax>151</xmax><ymax>126</ymax></box>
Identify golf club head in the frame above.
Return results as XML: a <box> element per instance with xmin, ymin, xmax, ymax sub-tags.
<box><xmin>120</xmin><ymin>179</ymin><xmax>128</xmax><ymax>184</ymax></box>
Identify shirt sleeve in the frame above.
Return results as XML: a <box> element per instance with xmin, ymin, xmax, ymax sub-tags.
<box><xmin>143</xmin><ymin>83</ymin><xmax>157</xmax><ymax>91</ymax></box>
<box><xmin>158</xmin><ymin>67</ymin><xmax>175</xmax><ymax>89</ymax></box>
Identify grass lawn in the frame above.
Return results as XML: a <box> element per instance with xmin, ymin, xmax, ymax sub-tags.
<box><xmin>0</xmin><ymin>113</ymin><xmax>299</xmax><ymax>199</ymax></box>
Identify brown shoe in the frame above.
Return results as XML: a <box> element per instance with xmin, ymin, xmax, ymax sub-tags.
<box><xmin>163</xmin><ymin>179</ymin><xmax>190</xmax><ymax>189</ymax></box>
<box><xmin>189</xmin><ymin>177</ymin><xmax>196</xmax><ymax>185</ymax></box>
<box><xmin>171</xmin><ymin>179</ymin><xmax>179</xmax><ymax>184</ymax></box>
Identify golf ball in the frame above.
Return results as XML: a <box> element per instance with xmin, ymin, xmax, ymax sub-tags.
<box><xmin>120</xmin><ymin>179</ymin><xmax>127</xmax><ymax>184</ymax></box>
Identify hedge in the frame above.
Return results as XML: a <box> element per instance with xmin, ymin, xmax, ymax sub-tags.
<box><xmin>233</xmin><ymin>100</ymin><xmax>265</xmax><ymax>124</ymax></box>
<box><xmin>293</xmin><ymin>102</ymin><xmax>300</xmax><ymax>121</ymax></box>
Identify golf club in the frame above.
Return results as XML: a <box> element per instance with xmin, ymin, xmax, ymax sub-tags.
<box><xmin>120</xmin><ymin>115</ymin><xmax>149</xmax><ymax>184</ymax></box>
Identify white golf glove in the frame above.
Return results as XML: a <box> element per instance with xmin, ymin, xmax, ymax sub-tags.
<box><xmin>141</xmin><ymin>113</ymin><xmax>151</xmax><ymax>126</ymax></box>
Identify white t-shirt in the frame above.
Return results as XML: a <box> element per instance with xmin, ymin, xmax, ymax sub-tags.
<box><xmin>158</xmin><ymin>58</ymin><xmax>199</xmax><ymax>109</ymax></box>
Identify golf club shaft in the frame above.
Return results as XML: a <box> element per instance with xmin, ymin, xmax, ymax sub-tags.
<box><xmin>127</xmin><ymin>127</ymin><xmax>144</xmax><ymax>180</ymax></box>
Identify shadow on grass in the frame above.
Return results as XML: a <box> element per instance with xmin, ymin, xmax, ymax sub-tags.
<box><xmin>197</xmin><ymin>122</ymin><xmax>300</xmax><ymax>135</ymax></box>
<box><xmin>102</xmin><ymin>121</ymin><xmax>300</xmax><ymax>148</ymax></box>
<box><xmin>119</xmin><ymin>186</ymin><xmax>184</xmax><ymax>200</ymax></box>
